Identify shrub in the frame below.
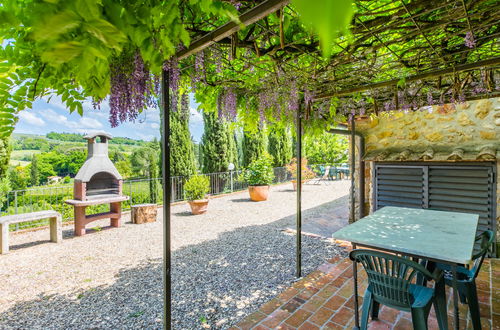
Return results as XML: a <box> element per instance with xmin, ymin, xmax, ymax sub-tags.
<box><xmin>286</xmin><ymin>158</ymin><xmax>316</xmax><ymax>180</ymax></box>
<box><xmin>184</xmin><ymin>175</ymin><xmax>210</xmax><ymax>201</ymax></box>
<box><xmin>243</xmin><ymin>153</ymin><xmax>274</xmax><ymax>186</ymax></box>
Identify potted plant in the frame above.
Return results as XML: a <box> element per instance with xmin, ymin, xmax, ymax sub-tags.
<box><xmin>286</xmin><ymin>158</ymin><xmax>316</xmax><ymax>190</ymax></box>
<box><xmin>243</xmin><ymin>153</ymin><xmax>275</xmax><ymax>201</ymax></box>
<box><xmin>184</xmin><ymin>175</ymin><xmax>210</xmax><ymax>215</ymax></box>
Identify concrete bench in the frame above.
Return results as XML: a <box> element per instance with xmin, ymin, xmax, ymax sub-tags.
<box><xmin>0</xmin><ymin>210</ymin><xmax>62</xmax><ymax>254</ymax></box>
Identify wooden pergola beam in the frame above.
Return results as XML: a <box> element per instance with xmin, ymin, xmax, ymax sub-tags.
<box><xmin>313</xmin><ymin>57</ymin><xmax>500</xmax><ymax>101</ymax></box>
<box><xmin>176</xmin><ymin>0</ymin><xmax>290</xmax><ymax>60</ymax></box>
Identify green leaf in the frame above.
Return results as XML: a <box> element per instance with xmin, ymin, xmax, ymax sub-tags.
<box><xmin>31</xmin><ymin>10</ymin><xmax>81</xmax><ymax>42</ymax></box>
<box><xmin>83</xmin><ymin>19</ymin><xmax>126</xmax><ymax>50</ymax></box>
<box><xmin>292</xmin><ymin>0</ymin><xmax>354</xmax><ymax>58</ymax></box>
<box><xmin>41</xmin><ymin>41</ymin><xmax>85</xmax><ymax>65</ymax></box>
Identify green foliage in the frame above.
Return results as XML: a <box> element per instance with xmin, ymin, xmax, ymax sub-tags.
<box><xmin>243</xmin><ymin>153</ymin><xmax>274</xmax><ymax>186</ymax></box>
<box><xmin>130</xmin><ymin>145</ymin><xmax>158</xmax><ymax>177</ymax></box>
<box><xmin>169</xmin><ymin>110</ymin><xmax>196</xmax><ymax>177</ymax></box>
<box><xmin>0</xmin><ymin>135</ymin><xmax>10</xmax><ymax>178</ymax></box>
<box><xmin>184</xmin><ymin>175</ymin><xmax>209</xmax><ymax>201</ymax></box>
<box><xmin>30</xmin><ymin>154</ymin><xmax>39</xmax><ymax>186</ymax></box>
<box><xmin>148</xmin><ymin>152</ymin><xmax>159</xmax><ymax>202</ymax></box>
<box><xmin>242</xmin><ymin>129</ymin><xmax>267</xmax><ymax>167</ymax></box>
<box><xmin>304</xmin><ymin>132</ymin><xmax>348</xmax><ymax>164</ymax></box>
<box><xmin>0</xmin><ymin>176</ymin><xmax>11</xmax><ymax>209</ymax></box>
<box><xmin>292</xmin><ymin>0</ymin><xmax>354</xmax><ymax>58</ymax></box>
<box><xmin>8</xmin><ymin>166</ymin><xmax>28</xmax><ymax>191</ymax></box>
<box><xmin>268</xmin><ymin>125</ymin><xmax>292</xmax><ymax>167</ymax></box>
<box><xmin>115</xmin><ymin>160</ymin><xmax>132</xmax><ymax>179</ymax></box>
<box><xmin>200</xmin><ymin>110</ymin><xmax>233</xmax><ymax>173</ymax></box>
<box><xmin>47</xmin><ymin>132</ymin><xmax>146</xmax><ymax>146</ymax></box>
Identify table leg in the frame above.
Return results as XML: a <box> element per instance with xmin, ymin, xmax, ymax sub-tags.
<box><xmin>353</xmin><ymin>243</ymin><xmax>360</xmax><ymax>330</ymax></box>
<box><xmin>452</xmin><ymin>265</ymin><xmax>460</xmax><ymax>330</ymax></box>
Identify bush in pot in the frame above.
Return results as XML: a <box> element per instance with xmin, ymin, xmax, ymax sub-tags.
<box><xmin>243</xmin><ymin>153</ymin><xmax>274</xmax><ymax>201</ymax></box>
<box><xmin>184</xmin><ymin>175</ymin><xmax>210</xmax><ymax>215</ymax></box>
<box><xmin>286</xmin><ymin>157</ymin><xmax>316</xmax><ymax>190</ymax></box>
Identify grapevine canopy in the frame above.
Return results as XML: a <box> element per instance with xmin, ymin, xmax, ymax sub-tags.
<box><xmin>0</xmin><ymin>0</ymin><xmax>499</xmax><ymax>137</ymax></box>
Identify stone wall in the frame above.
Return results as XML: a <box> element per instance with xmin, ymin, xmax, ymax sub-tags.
<box><xmin>351</xmin><ymin>97</ymin><xmax>499</xmax><ymax>249</ymax></box>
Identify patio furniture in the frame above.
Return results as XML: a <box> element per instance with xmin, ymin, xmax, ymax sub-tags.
<box><xmin>350</xmin><ymin>249</ymin><xmax>448</xmax><ymax>330</ymax></box>
<box><xmin>432</xmin><ymin>230</ymin><xmax>494</xmax><ymax>330</ymax></box>
<box><xmin>332</xmin><ymin>206</ymin><xmax>479</xmax><ymax>330</ymax></box>
<box><xmin>0</xmin><ymin>210</ymin><xmax>62</xmax><ymax>254</ymax></box>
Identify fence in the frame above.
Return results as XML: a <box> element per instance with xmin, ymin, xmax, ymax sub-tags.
<box><xmin>1</xmin><ymin>166</ymin><xmax>304</xmax><ymax>231</ymax></box>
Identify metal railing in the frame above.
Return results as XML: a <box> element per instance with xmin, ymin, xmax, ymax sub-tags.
<box><xmin>1</xmin><ymin>165</ymin><xmax>346</xmax><ymax>231</ymax></box>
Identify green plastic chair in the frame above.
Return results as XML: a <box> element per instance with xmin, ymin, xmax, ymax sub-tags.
<box><xmin>350</xmin><ymin>249</ymin><xmax>448</xmax><ymax>330</ymax></box>
<box><xmin>433</xmin><ymin>230</ymin><xmax>494</xmax><ymax>330</ymax></box>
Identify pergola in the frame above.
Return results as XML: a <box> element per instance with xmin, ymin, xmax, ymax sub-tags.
<box><xmin>160</xmin><ymin>0</ymin><xmax>499</xmax><ymax>328</ymax></box>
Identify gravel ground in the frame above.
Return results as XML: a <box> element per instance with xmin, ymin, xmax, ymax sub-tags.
<box><xmin>0</xmin><ymin>181</ymin><xmax>349</xmax><ymax>329</ymax></box>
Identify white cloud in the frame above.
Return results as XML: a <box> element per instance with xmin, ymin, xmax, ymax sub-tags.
<box><xmin>39</xmin><ymin>109</ymin><xmax>68</xmax><ymax>125</ymax></box>
<box><xmin>79</xmin><ymin>117</ymin><xmax>104</xmax><ymax>128</ymax></box>
<box><xmin>18</xmin><ymin>111</ymin><xmax>46</xmax><ymax>126</ymax></box>
<box><xmin>150</xmin><ymin>123</ymin><xmax>160</xmax><ymax>129</ymax></box>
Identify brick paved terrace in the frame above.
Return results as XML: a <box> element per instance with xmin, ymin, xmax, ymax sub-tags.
<box><xmin>234</xmin><ymin>253</ymin><xmax>500</xmax><ymax>329</ymax></box>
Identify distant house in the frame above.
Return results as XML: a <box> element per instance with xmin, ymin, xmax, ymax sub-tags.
<box><xmin>47</xmin><ymin>176</ymin><xmax>62</xmax><ymax>185</ymax></box>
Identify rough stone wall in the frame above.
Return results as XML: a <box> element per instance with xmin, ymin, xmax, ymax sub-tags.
<box><xmin>351</xmin><ymin>97</ymin><xmax>499</xmax><ymax>248</ymax></box>
<box><xmin>357</xmin><ymin>97</ymin><xmax>499</xmax><ymax>153</ymax></box>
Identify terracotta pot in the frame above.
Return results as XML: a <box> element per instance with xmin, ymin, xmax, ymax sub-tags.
<box><xmin>188</xmin><ymin>199</ymin><xmax>209</xmax><ymax>215</ymax></box>
<box><xmin>291</xmin><ymin>180</ymin><xmax>307</xmax><ymax>191</ymax></box>
<box><xmin>248</xmin><ymin>185</ymin><xmax>269</xmax><ymax>201</ymax></box>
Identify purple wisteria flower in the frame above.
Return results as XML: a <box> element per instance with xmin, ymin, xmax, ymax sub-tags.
<box><xmin>109</xmin><ymin>51</ymin><xmax>153</xmax><ymax>127</ymax></box>
<box><xmin>465</xmin><ymin>31</ymin><xmax>476</xmax><ymax>48</ymax></box>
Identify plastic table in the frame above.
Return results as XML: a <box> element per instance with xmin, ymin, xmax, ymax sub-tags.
<box><xmin>333</xmin><ymin>206</ymin><xmax>479</xmax><ymax>330</ymax></box>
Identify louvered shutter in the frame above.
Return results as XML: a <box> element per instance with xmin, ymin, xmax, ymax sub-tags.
<box><xmin>374</xmin><ymin>163</ymin><xmax>496</xmax><ymax>255</ymax></box>
<box><xmin>428</xmin><ymin>166</ymin><xmax>495</xmax><ymax>253</ymax></box>
<box><xmin>374</xmin><ymin>165</ymin><xmax>427</xmax><ymax>210</ymax></box>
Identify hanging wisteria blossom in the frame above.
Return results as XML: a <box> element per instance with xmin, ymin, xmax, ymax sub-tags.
<box><xmin>163</xmin><ymin>58</ymin><xmax>180</xmax><ymax>112</ymax></box>
<box><xmin>109</xmin><ymin>50</ymin><xmax>154</xmax><ymax>127</ymax></box>
<box><xmin>465</xmin><ymin>31</ymin><xmax>476</xmax><ymax>48</ymax></box>
<box><xmin>224</xmin><ymin>88</ymin><xmax>237</xmax><ymax>121</ymax></box>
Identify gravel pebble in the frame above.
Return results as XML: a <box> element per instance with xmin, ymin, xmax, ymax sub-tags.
<box><xmin>0</xmin><ymin>181</ymin><xmax>349</xmax><ymax>329</ymax></box>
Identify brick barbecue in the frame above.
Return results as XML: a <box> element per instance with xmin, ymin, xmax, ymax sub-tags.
<box><xmin>65</xmin><ymin>132</ymin><xmax>129</xmax><ymax>236</ymax></box>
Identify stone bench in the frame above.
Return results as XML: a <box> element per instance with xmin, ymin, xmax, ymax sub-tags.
<box><xmin>0</xmin><ymin>210</ymin><xmax>62</xmax><ymax>254</ymax></box>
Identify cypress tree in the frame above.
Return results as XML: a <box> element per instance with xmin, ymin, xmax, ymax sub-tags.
<box><xmin>169</xmin><ymin>106</ymin><xmax>196</xmax><ymax>177</ymax></box>
<box><xmin>227</xmin><ymin>129</ymin><xmax>239</xmax><ymax>169</ymax></box>
<box><xmin>268</xmin><ymin>125</ymin><xmax>292</xmax><ymax>167</ymax></box>
<box><xmin>200</xmin><ymin>110</ymin><xmax>231</xmax><ymax>173</ymax></box>
<box><xmin>242</xmin><ymin>129</ymin><xmax>267</xmax><ymax>167</ymax></box>
<box><xmin>30</xmin><ymin>154</ymin><xmax>39</xmax><ymax>186</ymax></box>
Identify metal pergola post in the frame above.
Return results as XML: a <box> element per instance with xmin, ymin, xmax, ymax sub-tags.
<box><xmin>296</xmin><ymin>103</ymin><xmax>302</xmax><ymax>278</ymax></box>
<box><xmin>161</xmin><ymin>68</ymin><xmax>172</xmax><ymax>330</ymax></box>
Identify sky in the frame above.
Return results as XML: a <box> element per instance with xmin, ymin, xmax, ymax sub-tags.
<box><xmin>14</xmin><ymin>94</ymin><xmax>205</xmax><ymax>142</ymax></box>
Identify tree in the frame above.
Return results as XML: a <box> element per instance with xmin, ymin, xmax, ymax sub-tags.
<box><xmin>227</xmin><ymin>129</ymin><xmax>239</xmax><ymax>170</ymax></box>
<box><xmin>304</xmin><ymin>132</ymin><xmax>348</xmax><ymax>164</ymax></box>
<box><xmin>200</xmin><ymin>111</ymin><xmax>233</xmax><ymax>173</ymax></box>
<box><xmin>131</xmin><ymin>147</ymin><xmax>156</xmax><ymax>178</ymax></box>
<box><xmin>242</xmin><ymin>129</ymin><xmax>267</xmax><ymax>167</ymax></box>
<box><xmin>148</xmin><ymin>152</ymin><xmax>159</xmax><ymax>202</ymax></box>
<box><xmin>169</xmin><ymin>109</ymin><xmax>196</xmax><ymax>177</ymax></box>
<box><xmin>268</xmin><ymin>125</ymin><xmax>292</xmax><ymax>167</ymax></box>
<box><xmin>8</xmin><ymin>167</ymin><xmax>28</xmax><ymax>191</ymax></box>
<box><xmin>0</xmin><ymin>136</ymin><xmax>11</xmax><ymax>179</ymax></box>
<box><xmin>115</xmin><ymin>160</ymin><xmax>132</xmax><ymax>179</ymax></box>
<box><xmin>0</xmin><ymin>176</ymin><xmax>11</xmax><ymax>210</ymax></box>
<box><xmin>30</xmin><ymin>154</ymin><xmax>39</xmax><ymax>186</ymax></box>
